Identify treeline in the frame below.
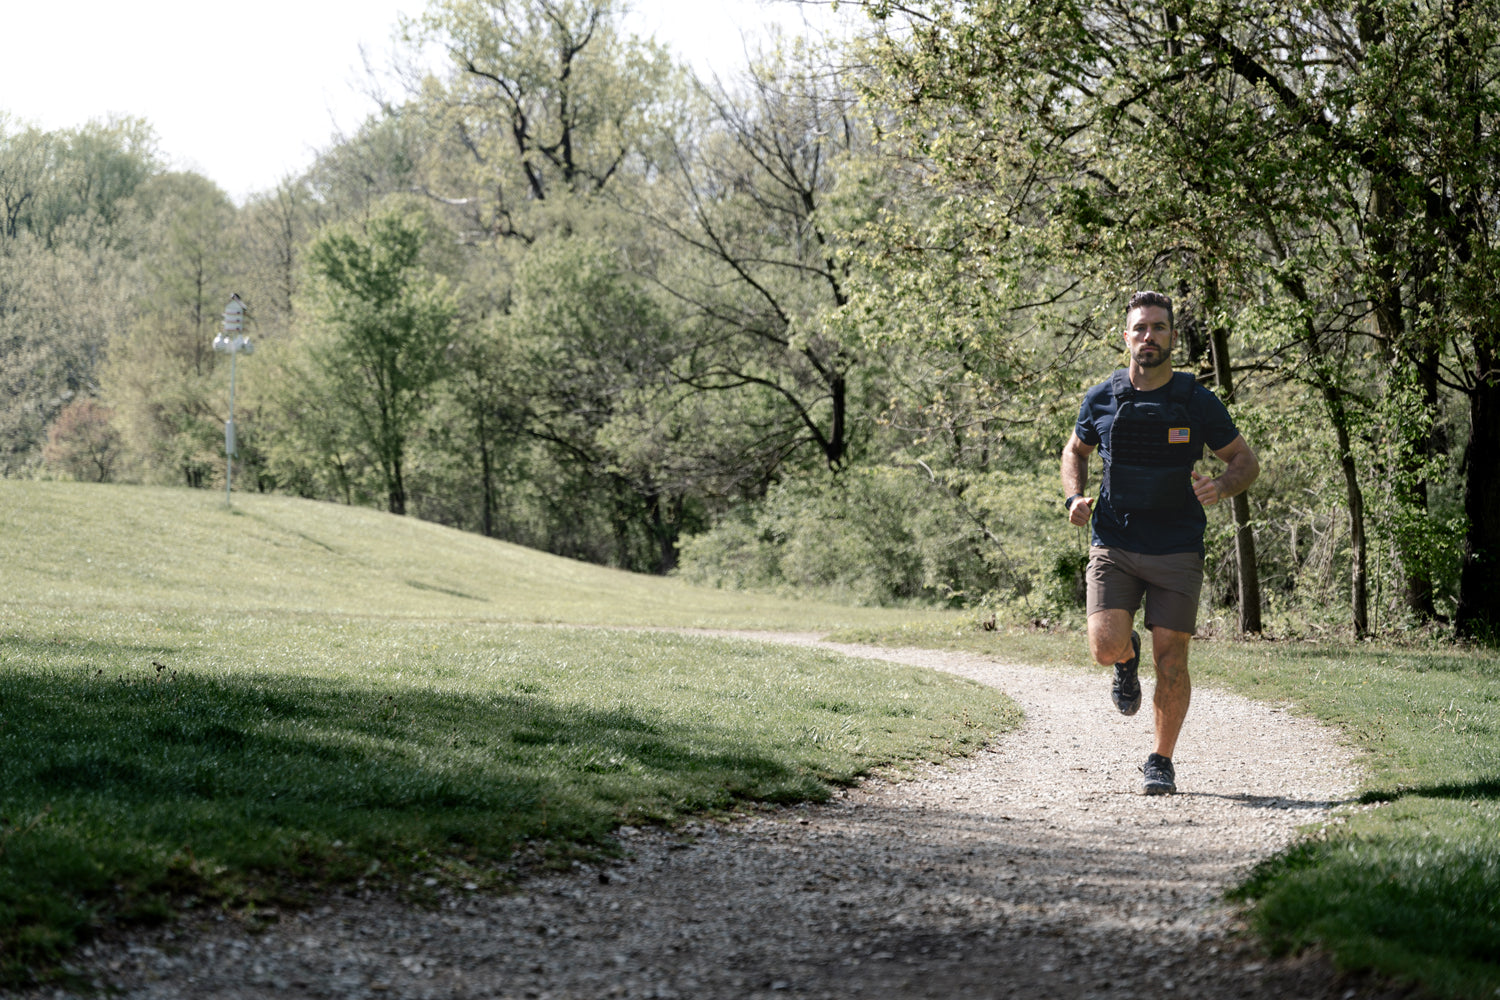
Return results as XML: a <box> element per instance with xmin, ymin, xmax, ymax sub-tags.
<box><xmin>2</xmin><ymin>0</ymin><xmax>1495</xmax><ymax>640</ymax></box>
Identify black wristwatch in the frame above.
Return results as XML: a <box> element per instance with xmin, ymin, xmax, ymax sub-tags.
<box><xmin>1065</xmin><ymin>493</ymin><xmax>1085</xmax><ymax>512</ymax></box>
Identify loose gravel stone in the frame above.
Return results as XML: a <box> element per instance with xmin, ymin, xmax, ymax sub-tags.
<box><xmin>23</xmin><ymin>634</ymin><xmax>1414</xmax><ymax>1000</ymax></box>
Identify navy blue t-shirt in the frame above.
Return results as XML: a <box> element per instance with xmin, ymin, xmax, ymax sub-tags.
<box><xmin>1074</xmin><ymin>372</ymin><xmax>1240</xmax><ymax>556</ymax></box>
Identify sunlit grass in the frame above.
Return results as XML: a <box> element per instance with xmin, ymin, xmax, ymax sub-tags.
<box><xmin>0</xmin><ymin>482</ymin><xmax>1016</xmax><ymax>986</ymax></box>
<box><xmin>0</xmin><ymin>481</ymin><xmax>960</xmax><ymax>629</ymax></box>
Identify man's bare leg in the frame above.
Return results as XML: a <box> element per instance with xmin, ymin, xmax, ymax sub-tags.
<box><xmin>1149</xmin><ymin>626</ymin><xmax>1193</xmax><ymax>758</ymax></box>
<box><xmin>1087</xmin><ymin>609</ymin><xmax>1135</xmax><ymax>666</ymax></box>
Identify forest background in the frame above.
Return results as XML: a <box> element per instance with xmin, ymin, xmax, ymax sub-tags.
<box><xmin>4</xmin><ymin>0</ymin><xmax>1497</xmax><ymax>642</ymax></box>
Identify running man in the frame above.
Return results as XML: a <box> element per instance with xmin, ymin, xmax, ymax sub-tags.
<box><xmin>1060</xmin><ymin>290</ymin><xmax>1260</xmax><ymax>794</ymax></box>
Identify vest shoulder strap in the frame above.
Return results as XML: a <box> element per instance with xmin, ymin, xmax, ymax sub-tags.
<box><xmin>1168</xmin><ymin>370</ymin><xmax>1196</xmax><ymax>404</ymax></box>
<box><xmin>1109</xmin><ymin>369</ymin><xmax>1194</xmax><ymax>404</ymax></box>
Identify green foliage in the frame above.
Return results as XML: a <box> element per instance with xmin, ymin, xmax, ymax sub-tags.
<box><xmin>0</xmin><ymin>116</ymin><xmax>159</xmax><ymax>476</ymax></box>
<box><xmin>103</xmin><ymin>172</ymin><xmax>238</xmax><ymax>487</ymax></box>
<box><xmin>0</xmin><ymin>234</ymin><xmax>135</xmax><ymax>476</ymax></box>
<box><xmin>856</xmin><ymin>0</ymin><xmax>1500</xmax><ymax>636</ymax></box>
<box><xmin>677</xmin><ymin>466</ymin><xmax>1076</xmax><ymax>608</ymax></box>
<box><xmin>646</xmin><ymin>45</ymin><xmax>874</xmax><ymax>473</ymax></box>
<box><xmin>1371</xmin><ymin>368</ymin><xmax>1468</xmax><ymax>618</ymax></box>
<box><xmin>493</xmin><ymin>234</ymin><xmax>697</xmax><ymax>570</ymax></box>
<box><xmin>9</xmin><ymin>0</ymin><xmax>1500</xmax><ymax>645</ymax></box>
<box><xmin>0</xmin><ymin>116</ymin><xmax>158</xmax><ymax>249</ymax></box>
<box><xmin>299</xmin><ymin>203</ymin><xmax>458</xmax><ymax>514</ymax></box>
<box><xmin>40</xmin><ymin>398</ymin><xmax>121</xmax><ymax>482</ymax></box>
<box><xmin>405</xmin><ymin>0</ymin><xmax>683</xmax><ymax>241</ymax></box>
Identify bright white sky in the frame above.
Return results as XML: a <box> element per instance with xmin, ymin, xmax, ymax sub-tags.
<box><xmin>1</xmin><ymin>0</ymin><xmax>847</xmax><ymax>205</ymax></box>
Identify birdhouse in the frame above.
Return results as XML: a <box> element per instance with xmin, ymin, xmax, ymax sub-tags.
<box><xmin>222</xmin><ymin>293</ymin><xmax>246</xmax><ymax>334</ymax></box>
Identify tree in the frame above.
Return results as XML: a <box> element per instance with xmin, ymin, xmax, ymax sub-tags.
<box><xmin>1201</xmin><ymin>293</ymin><xmax>1264</xmax><ymax>633</ymax></box>
<box><xmin>501</xmin><ymin>235</ymin><xmax>689</xmax><ymax>569</ymax></box>
<box><xmin>104</xmin><ymin>172</ymin><xmax>238</xmax><ymax>486</ymax></box>
<box><xmin>404</xmin><ymin>0</ymin><xmax>681</xmax><ymax>243</ymax></box>
<box><xmin>0</xmin><ymin>118</ymin><xmax>158</xmax><ymax>477</ymax></box>
<box><xmin>0</xmin><ymin>117</ymin><xmax>56</xmax><ymax>240</ymax></box>
<box><xmin>647</xmin><ymin>43</ymin><xmax>873</xmax><ymax>474</ymax></box>
<box><xmin>856</xmin><ymin>0</ymin><xmax>1288</xmax><ymax>626</ymax></box>
<box><xmin>301</xmin><ymin>205</ymin><xmax>457</xmax><ymax>515</ymax></box>
<box><xmin>0</xmin><ymin>234</ymin><xmax>134</xmax><ymax>476</ymax></box>
<box><xmin>32</xmin><ymin>117</ymin><xmax>158</xmax><ymax>249</ymax></box>
<box><xmin>42</xmin><ymin>397</ymin><xmax>121</xmax><ymax>482</ymax></box>
<box><xmin>301</xmin><ymin>113</ymin><xmax>426</xmax><ymax>231</ymax></box>
<box><xmin>857</xmin><ymin>0</ymin><xmax>1500</xmax><ymax>635</ymax></box>
<box><xmin>235</xmin><ymin>177</ymin><xmax>321</xmax><ymax>339</ymax></box>
<box><xmin>340</xmin><ymin>0</ymin><xmax>700</xmax><ymax>561</ymax></box>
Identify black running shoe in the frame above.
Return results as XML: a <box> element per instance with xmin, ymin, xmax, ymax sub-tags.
<box><xmin>1111</xmin><ymin>630</ymin><xmax>1141</xmax><ymax>715</ymax></box>
<box><xmin>1142</xmin><ymin>753</ymin><xmax>1176</xmax><ymax>795</ymax></box>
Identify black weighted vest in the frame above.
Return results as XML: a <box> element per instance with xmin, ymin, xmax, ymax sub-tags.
<box><xmin>1103</xmin><ymin>369</ymin><xmax>1203</xmax><ymax>513</ymax></box>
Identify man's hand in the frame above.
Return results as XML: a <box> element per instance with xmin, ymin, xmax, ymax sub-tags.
<box><xmin>1067</xmin><ymin>495</ymin><xmax>1094</xmax><ymax>525</ymax></box>
<box><xmin>1191</xmin><ymin>470</ymin><xmax>1222</xmax><ymax>506</ymax></box>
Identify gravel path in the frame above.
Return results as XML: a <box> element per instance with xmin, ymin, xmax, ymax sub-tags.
<box><xmin>26</xmin><ymin>633</ymin><xmax>1396</xmax><ymax>1000</ymax></box>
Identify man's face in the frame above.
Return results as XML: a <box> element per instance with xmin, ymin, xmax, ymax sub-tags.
<box><xmin>1125</xmin><ymin>305</ymin><xmax>1175</xmax><ymax>369</ymax></box>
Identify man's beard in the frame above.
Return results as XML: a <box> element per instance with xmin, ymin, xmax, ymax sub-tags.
<box><xmin>1134</xmin><ymin>344</ymin><xmax>1170</xmax><ymax>368</ymax></box>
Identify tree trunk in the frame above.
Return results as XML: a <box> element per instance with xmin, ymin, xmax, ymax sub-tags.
<box><xmin>477</xmin><ymin>409</ymin><xmax>497</xmax><ymax>538</ymax></box>
<box><xmin>1318</xmin><ymin>378</ymin><xmax>1370</xmax><ymax>636</ymax></box>
<box><xmin>388</xmin><ymin>456</ymin><xmax>407</xmax><ymax>516</ymax></box>
<box><xmin>1456</xmin><ymin>350</ymin><xmax>1500</xmax><ymax>638</ymax></box>
<box><xmin>1341</xmin><ymin>432</ymin><xmax>1371</xmax><ymax>638</ymax></box>
<box><xmin>1394</xmin><ymin>353</ymin><xmax>1439</xmax><ymax>620</ymax></box>
<box><xmin>1228</xmin><ymin>492</ymin><xmax>1262</xmax><ymax>633</ymax></box>
<box><xmin>650</xmin><ymin>493</ymin><xmax>682</xmax><ymax>575</ymax></box>
<box><xmin>1366</xmin><ymin>160</ymin><xmax>1439</xmax><ymax>623</ymax></box>
<box><xmin>1207</xmin><ymin>316</ymin><xmax>1263</xmax><ymax>633</ymax></box>
<box><xmin>827</xmin><ymin>371</ymin><xmax>847</xmax><ymax>470</ymax></box>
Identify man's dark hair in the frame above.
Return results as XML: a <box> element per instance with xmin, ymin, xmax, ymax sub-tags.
<box><xmin>1127</xmin><ymin>289</ymin><xmax>1174</xmax><ymax>330</ymax></box>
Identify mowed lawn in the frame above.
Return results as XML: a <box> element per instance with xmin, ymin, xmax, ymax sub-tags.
<box><xmin>0</xmin><ymin>482</ymin><xmax>1019</xmax><ymax>986</ymax></box>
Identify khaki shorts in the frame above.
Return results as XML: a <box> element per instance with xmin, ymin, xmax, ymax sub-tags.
<box><xmin>1086</xmin><ymin>546</ymin><xmax>1204</xmax><ymax>634</ymax></box>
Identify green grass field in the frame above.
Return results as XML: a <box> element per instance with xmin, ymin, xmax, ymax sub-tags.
<box><xmin>3</xmin><ymin>482</ymin><xmax>1497</xmax><ymax>997</ymax></box>
<box><xmin>0</xmin><ymin>482</ymin><xmax>1016</xmax><ymax>987</ymax></box>
<box><xmin>833</xmin><ymin>622</ymin><xmax>1500</xmax><ymax>1000</ymax></box>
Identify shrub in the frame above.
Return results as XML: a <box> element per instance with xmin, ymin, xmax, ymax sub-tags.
<box><xmin>41</xmin><ymin>398</ymin><xmax>122</xmax><ymax>483</ymax></box>
<box><xmin>677</xmin><ymin>466</ymin><xmax>1080</xmax><ymax>608</ymax></box>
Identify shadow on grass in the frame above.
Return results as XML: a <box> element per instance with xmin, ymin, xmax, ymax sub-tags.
<box><xmin>1232</xmin><ymin>831</ymin><xmax>1500</xmax><ymax>1000</ymax></box>
<box><xmin>0</xmin><ymin>632</ymin><xmax>185</xmax><ymax>662</ymax></box>
<box><xmin>4</xmin><ymin>665</ymin><xmax>807</xmax><ymax>826</ymax></box>
<box><xmin>0</xmin><ymin>664</ymin><xmax>817</xmax><ymax>987</ymax></box>
<box><xmin>1358</xmin><ymin>776</ymin><xmax>1500</xmax><ymax>804</ymax></box>
<box><xmin>404</xmin><ymin>579</ymin><xmax>488</xmax><ymax>602</ymax></box>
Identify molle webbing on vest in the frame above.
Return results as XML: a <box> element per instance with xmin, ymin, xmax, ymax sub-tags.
<box><xmin>1103</xmin><ymin>370</ymin><xmax>1203</xmax><ymax>513</ymax></box>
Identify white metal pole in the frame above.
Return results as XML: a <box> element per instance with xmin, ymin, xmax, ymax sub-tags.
<box><xmin>217</xmin><ymin>290</ymin><xmax>249</xmax><ymax>509</ymax></box>
<box><xmin>216</xmin><ymin>294</ymin><xmax>250</xmax><ymax>508</ymax></box>
<box><xmin>226</xmin><ymin>349</ymin><xmax>237</xmax><ymax>505</ymax></box>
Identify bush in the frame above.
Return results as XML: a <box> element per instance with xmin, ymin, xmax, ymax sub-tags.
<box><xmin>677</xmin><ymin>466</ymin><xmax>1085</xmax><ymax>610</ymax></box>
<box><xmin>41</xmin><ymin>398</ymin><xmax>122</xmax><ymax>483</ymax></box>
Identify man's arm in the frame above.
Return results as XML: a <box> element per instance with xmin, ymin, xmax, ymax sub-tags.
<box><xmin>1192</xmin><ymin>434</ymin><xmax>1260</xmax><ymax>506</ymax></box>
<box><xmin>1061</xmin><ymin>431</ymin><xmax>1096</xmax><ymax>525</ymax></box>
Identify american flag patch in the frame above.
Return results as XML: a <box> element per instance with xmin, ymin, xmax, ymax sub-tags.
<box><xmin>1168</xmin><ymin>427</ymin><xmax>1191</xmax><ymax>444</ymax></box>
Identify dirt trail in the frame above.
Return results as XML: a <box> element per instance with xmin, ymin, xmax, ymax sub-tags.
<box><xmin>29</xmin><ymin>634</ymin><xmax>1397</xmax><ymax>1000</ymax></box>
